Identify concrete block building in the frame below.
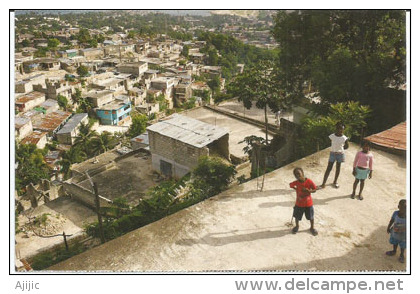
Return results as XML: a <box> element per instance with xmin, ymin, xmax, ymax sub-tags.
<box><xmin>32</xmin><ymin>110</ymin><xmax>72</xmax><ymax>136</ymax></box>
<box><xmin>15</xmin><ymin>117</ymin><xmax>33</xmax><ymax>141</ymax></box>
<box><xmin>96</xmin><ymin>99</ymin><xmax>131</xmax><ymax>126</ymax></box>
<box><xmin>15</xmin><ymin>91</ymin><xmax>46</xmax><ymax>112</ymax></box>
<box><xmin>147</xmin><ymin>114</ymin><xmax>229</xmax><ymax>178</ymax></box>
<box><xmin>85</xmin><ymin>90</ymin><xmax>114</xmax><ymax>108</ymax></box>
<box><xmin>79</xmin><ymin>48</ymin><xmax>104</xmax><ymax>60</ymax></box>
<box><xmin>117</xmin><ymin>62</ymin><xmax>148</xmax><ymax>77</ymax></box>
<box><xmin>15</xmin><ymin>73</ymin><xmax>45</xmax><ymax>94</ymax></box>
<box><xmin>20</xmin><ymin>130</ymin><xmax>48</xmax><ymax>149</ymax></box>
<box><xmin>56</xmin><ymin>113</ymin><xmax>89</xmax><ymax>145</ymax></box>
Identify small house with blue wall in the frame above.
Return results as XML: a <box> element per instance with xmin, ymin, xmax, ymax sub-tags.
<box><xmin>96</xmin><ymin>98</ymin><xmax>132</xmax><ymax>126</ymax></box>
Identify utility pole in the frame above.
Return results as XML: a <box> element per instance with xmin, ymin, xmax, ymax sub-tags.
<box><xmin>85</xmin><ymin>171</ymin><xmax>106</xmax><ymax>244</ymax></box>
<box><xmin>62</xmin><ymin>231</ymin><xmax>69</xmax><ymax>251</ymax></box>
<box><xmin>93</xmin><ymin>183</ymin><xmax>106</xmax><ymax>244</ymax></box>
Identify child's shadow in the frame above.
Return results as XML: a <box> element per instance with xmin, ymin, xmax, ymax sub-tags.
<box><xmin>313</xmin><ymin>194</ymin><xmax>353</xmax><ymax>205</ymax></box>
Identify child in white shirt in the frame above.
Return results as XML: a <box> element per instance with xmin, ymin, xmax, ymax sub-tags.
<box><xmin>319</xmin><ymin>122</ymin><xmax>349</xmax><ymax>189</ymax></box>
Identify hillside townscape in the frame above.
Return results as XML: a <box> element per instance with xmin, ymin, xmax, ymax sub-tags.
<box><xmin>13</xmin><ymin>10</ymin><xmax>407</xmax><ymax>272</ymax></box>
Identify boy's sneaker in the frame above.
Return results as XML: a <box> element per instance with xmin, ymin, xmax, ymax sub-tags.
<box><xmin>310</xmin><ymin>228</ymin><xmax>318</xmax><ymax>236</ymax></box>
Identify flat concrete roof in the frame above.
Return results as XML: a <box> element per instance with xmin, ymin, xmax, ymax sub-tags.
<box><xmin>182</xmin><ymin>107</ymin><xmax>270</xmax><ymax>158</ymax></box>
<box><xmin>48</xmin><ymin>143</ymin><xmax>407</xmax><ymax>272</ymax></box>
<box><xmin>76</xmin><ymin>151</ymin><xmax>155</xmax><ymax>205</ymax></box>
<box><xmin>84</xmin><ymin>90</ymin><xmax>114</xmax><ymax>99</ymax></box>
<box><xmin>97</xmin><ymin>100</ymin><xmax>129</xmax><ymax>111</ymax></box>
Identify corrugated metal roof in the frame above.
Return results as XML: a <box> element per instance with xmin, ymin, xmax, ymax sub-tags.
<box><xmin>40</xmin><ymin>99</ymin><xmax>58</xmax><ymax>108</ymax></box>
<box><xmin>147</xmin><ymin>114</ymin><xmax>228</xmax><ymax>148</ymax></box>
<box><xmin>21</xmin><ymin>131</ymin><xmax>48</xmax><ymax>145</ymax></box>
<box><xmin>15</xmin><ymin>91</ymin><xmax>45</xmax><ymax>104</ymax></box>
<box><xmin>131</xmin><ymin>132</ymin><xmax>149</xmax><ymax>145</ymax></box>
<box><xmin>365</xmin><ymin>121</ymin><xmax>406</xmax><ymax>151</ymax></box>
<box><xmin>56</xmin><ymin>113</ymin><xmax>88</xmax><ymax>134</ymax></box>
<box><xmin>15</xmin><ymin>117</ymin><xmax>31</xmax><ymax>128</ymax></box>
<box><xmin>33</xmin><ymin>110</ymin><xmax>72</xmax><ymax>132</ymax></box>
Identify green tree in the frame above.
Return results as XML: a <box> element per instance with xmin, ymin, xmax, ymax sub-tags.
<box><xmin>21</xmin><ymin>39</ymin><xmax>31</xmax><ymax>47</ymax></box>
<box><xmin>47</xmin><ymin>38</ymin><xmax>60</xmax><ymax>49</ymax></box>
<box><xmin>77</xmin><ymin>28</ymin><xmax>91</xmax><ymax>44</ymax></box>
<box><xmin>96</xmin><ymin>34</ymin><xmax>105</xmax><ymax>44</ymax></box>
<box><xmin>272</xmin><ymin>10</ymin><xmax>406</xmax><ymax>114</ymax></box>
<box><xmin>88</xmin><ymin>38</ymin><xmax>98</xmax><ymax>48</ymax></box>
<box><xmin>207</xmin><ymin>48</ymin><xmax>219</xmax><ymax>66</ymax></box>
<box><xmin>56</xmin><ymin>94</ymin><xmax>69</xmax><ymax>110</ymax></box>
<box><xmin>192</xmin><ymin>156</ymin><xmax>237</xmax><ymax>197</ymax></box>
<box><xmin>77</xmin><ymin>65</ymin><xmax>89</xmax><ymax>77</ymax></box>
<box><xmin>207</xmin><ymin>76</ymin><xmax>221</xmax><ymax>96</ymax></box>
<box><xmin>127</xmin><ymin>31</ymin><xmax>136</xmax><ymax>39</ymax></box>
<box><xmin>127</xmin><ymin>113</ymin><xmax>148</xmax><ymax>138</ymax></box>
<box><xmin>228</xmin><ymin>59</ymin><xmax>283</xmax><ymax>142</ymax></box>
<box><xmin>181</xmin><ymin>45</ymin><xmax>190</xmax><ymax>58</ymax></box>
<box><xmin>15</xmin><ymin>143</ymin><xmax>50</xmax><ymax>194</ymax></box>
<box><xmin>298</xmin><ymin>101</ymin><xmax>371</xmax><ymax>156</ymax></box>
<box><xmin>89</xmin><ymin>131</ymin><xmax>118</xmax><ymax>156</ymax></box>
<box><xmin>74</xmin><ymin>122</ymin><xmax>96</xmax><ymax>155</ymax></box>
<box><xmin>58</xmin><ymin>146</ymin><xmax>87</xmax><ymax>178</ymax></box>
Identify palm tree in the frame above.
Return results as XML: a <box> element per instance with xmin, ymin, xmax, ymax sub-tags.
<box><xmin>89</xmin><ymin>131</ymin><xmax>118</xmax><ymax>156</ymax></box>
<box><xmin>74</xmin><ymin>122</ymin><xmax>96</xmax><ymax>155</ymax></box>
<box><xmin>58</xmin><ymin>146</ymin><xmax>87</xmax><ymax>178</ymax></box>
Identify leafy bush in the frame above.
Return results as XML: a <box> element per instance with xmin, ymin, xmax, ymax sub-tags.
<box><xmin>297</xmin><ymin>101</ymin><xmax>371</xmax><ymax>156</ymax></box>
<box><xmin>30</xmin><ymin>243</ymin><xmax>86</xmax><ymax>270</ymax></box>
<box><xmin>126</xmin><ymin>113</ymin><xmax>148</xmax><ymax>138</ymax></box>
<box><xmin>192</xmin><ymin>156</ymin><xmax>237</xmax><ymax>197</ymax></box>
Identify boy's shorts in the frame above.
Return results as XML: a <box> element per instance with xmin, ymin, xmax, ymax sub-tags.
<box><xmin>329</xmin><ymin>152</ymin><xmax>345</xmax><ymax>163</ymax></box>
<box><xmin>293</xmin><ymin>206</ymin><xmax>314</xmax><ymax>221</ymax></box>
<box><xmin>390</xmin><ymin>235</ymin><xmax>406</xmax><ymax>249</ymax></box>
<box><xmin>355</xmin><ymin>167</ymin><xmax>370</xmax><ymax>180</ymax></box>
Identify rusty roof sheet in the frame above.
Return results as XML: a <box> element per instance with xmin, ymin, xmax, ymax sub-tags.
<box><xmin>33</xmin><ymin>110</ymin><xmax>72</xmax><ymax>132</ymax></box>
<box><xmin>15</xmin><ymin>91</ymin><xmax>45</xmax><ymax>104</ymax></box>
<box><xmin>21</xmin><ymin>131</ymin><xmax>48</xmax><ymax>145</ymax></box>
<box><xmin>364</xmin><ymin>122</ymin><xmax>406</xmax><ymax>151</ymax></box>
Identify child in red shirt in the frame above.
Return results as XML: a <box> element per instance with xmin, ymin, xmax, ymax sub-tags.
<box><xmin>290</xmin><ymin>167</ymin><xmax>318</xmax><ymax>236</ymax></box>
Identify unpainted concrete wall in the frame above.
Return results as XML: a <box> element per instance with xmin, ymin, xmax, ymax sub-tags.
<box><xmin>149</xmin><ymin>131</ymin><xmax>209</xmax><ymax>170</ymax></box>
<box><xmin>63</xmin><ymin>182</ymin><xmax>112</xmax><ymax>210</ymax></box>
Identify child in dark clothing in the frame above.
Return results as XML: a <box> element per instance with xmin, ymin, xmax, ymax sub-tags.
<box><xmin>386</xmin><ymin>199</ymin><xmax>406</xmax><ymax>263</ymax></box>
<box><xmin>289</xmin><ymin>167</ymin><xmax>318</xmax><ymax>236</ymax></box>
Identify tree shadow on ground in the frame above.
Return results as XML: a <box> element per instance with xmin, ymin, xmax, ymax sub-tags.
<box><xmin>259</xmin><ymin>194</ymin><xmax>351</xmax><ymax>209</ymax></box>
<box><xmin>260</xmin><ymin>226</ymin><xmax>407</xmax><ymax>272</ymax></box>
<box><xmin>176</xmin><ymin>227</ymin><xmax>292</xmax><ymax>247</ymax></box>
<box><xmin>214</xmin><ymin>188</ymin><xmax>291</xmax><ymax>202</ymax></box>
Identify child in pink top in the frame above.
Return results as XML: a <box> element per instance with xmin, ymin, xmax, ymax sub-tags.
<box><xmin>351</xmin><ymin>140</ymin><xmax>374</xmax><ymax>200</ymax></box>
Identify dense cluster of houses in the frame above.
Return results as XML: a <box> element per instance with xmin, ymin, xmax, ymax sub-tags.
<box><xmin>14</xmin><ymin>24</ymin><xmax>232</xmax><ymax>177</ymax></box>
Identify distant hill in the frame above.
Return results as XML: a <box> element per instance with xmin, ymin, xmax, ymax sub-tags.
<box><xmin>14</xmin><ymin>10</ymin><xmax>98</xmax><ymax>15</ymax></box>
<box><xmin>210</xmin><ymin>10</ymin><xmax>260</xmax><ymax>18</ymax></box>
<box><xmin>14</xmin><ymin>9</ymin><xmax>213</xmax><ymax>16</ymax></box>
